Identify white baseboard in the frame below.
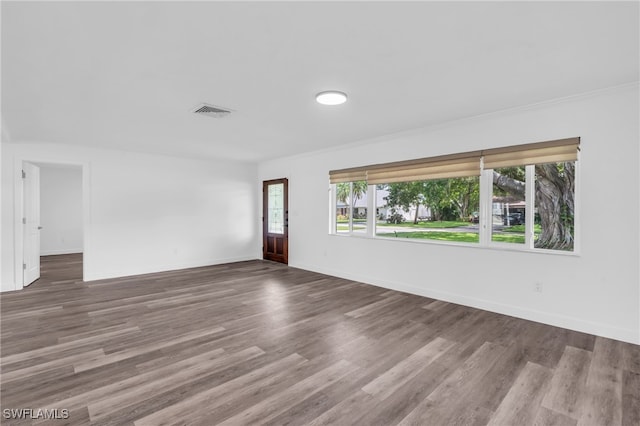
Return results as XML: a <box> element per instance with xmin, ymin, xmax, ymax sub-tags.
<box><xmin>41</xmin><ymin>249</ymin><xmax>83</xmax><ymax>256</ymax></box>
<box><xmin>292</xmin><ymin>261</ymin><xmax>640</xmax><ymax>345</ymax></box>
<box><xmin>83</xmin><ymin>255</ymin><xmax>259</xmax><ymax>282</ymax></box>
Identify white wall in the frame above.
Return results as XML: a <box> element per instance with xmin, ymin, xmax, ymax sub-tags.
<box><xmin>1</xmin><ymin>143</ymin><xmax>259</xmax><ymax>291</ymax></box>
<box><xmin>39</xmin><ymin>164</ymin><xmax>83</xmax><ymax>255</ymax></box>
<box><xmin>258</xmin><ymin>84</ymin><xmax>640</xmax><ymax>344</ymax></box>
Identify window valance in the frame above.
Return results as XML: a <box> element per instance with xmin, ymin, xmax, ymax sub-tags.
<box><xmin>328</xmin><ymin>137</ymin><xmax>580</xmax><ymax>184</ymax></box>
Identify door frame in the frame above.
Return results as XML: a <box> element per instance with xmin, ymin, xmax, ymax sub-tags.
<box><xmin>22</xmin><ymin>162</ymin><xmax>41</xmax><ymax>286</ymax></box>
<box><xmin>13</xmin><ymin>157</ymin><xmax>89</xmax><ymax>290</ymax></box>
<box><xmin>262</xmin><ymin>178</ymin><xmax>288</xmax><ymax>264</ymax></box>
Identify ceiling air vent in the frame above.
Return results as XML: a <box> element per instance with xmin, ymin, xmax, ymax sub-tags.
<box><xmin>192</xmin><ymin>103</ymin><xmax>232</xmax><ymax>118</ymax></box>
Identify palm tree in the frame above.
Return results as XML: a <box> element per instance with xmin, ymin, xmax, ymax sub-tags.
<box><xmin>336</xmin><ymin>181</ymin><xmax>368</xmax><ymax>217</ymax></box>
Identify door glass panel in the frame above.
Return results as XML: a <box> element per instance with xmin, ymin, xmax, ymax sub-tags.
<box><xmin>268</xmin><ymin>183</ymin><xmax>284</xmax><ymax>234</ymax></box>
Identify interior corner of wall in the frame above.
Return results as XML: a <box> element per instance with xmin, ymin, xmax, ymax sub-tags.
<box><xmin>1</xmin><ymin>117</ymin><xmax>11</xmax><ymax>144</ymax></box>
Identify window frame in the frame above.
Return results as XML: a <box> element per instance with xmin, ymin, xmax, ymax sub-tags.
<box><xmin>330</xmin><ymin>151</ymin><xmax>580</xmax><ymax>256</ymax></box>
<box><xmin>330</xmin><ymin>181</ymin><xmax>375</xmax><ymax>237</ymax></box>
<box><xmin>483</xmin><ymin>165</ymin><xmax>533</xmax><ymax>251</ymax></box>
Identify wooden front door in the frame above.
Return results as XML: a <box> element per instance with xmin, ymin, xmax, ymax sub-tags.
<box><xmin>263</xmin><ymin>179</ymin><xmax>288</xmax><ymax>264</ymax></box>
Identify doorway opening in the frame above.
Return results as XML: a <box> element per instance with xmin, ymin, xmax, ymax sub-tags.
<box><xmin>21</xmin><ymin>162</ymin><xmax>84</xmax><ymax>288</ymax></box>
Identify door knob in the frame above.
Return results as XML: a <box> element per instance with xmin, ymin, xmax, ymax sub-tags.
<box><xmin>37</xmin><ymin>226</ymin><xmax>43</xmax><ymax>230</ymax></box>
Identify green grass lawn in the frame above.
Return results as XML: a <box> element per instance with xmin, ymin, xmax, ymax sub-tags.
<box><xmin>377</xmin><ymin>221</ymin><xmax>470</xmax><ymax>228</ymax></box>
<box><xmin>491</xmin><ymin>234</ymin><xmax>525</xmax><ymax>244</ymax></box>
<box><xmin>495</xmin><ymin>223</ymin><xmax>540</xmax><ymax>244</ymax></box>
<box><xmin>336</xmin><ymin>220</ymin><xmax>528</xmax><ymax>244</ymax></box>
<box><xmin>377</xmin><ymin>230</ymin><xmax>524</xmax><ymax>244</ymax></box>
<box><xmin>376</xmin><ymin>231</ymin><xmax>480</xmax><ymax>243</ymax></box>
<box><xmin>337</xmin><ymin>218</ymin><xmax>366</xmax><ymax>231</ymax></box>
<box><xmin>337</xmin><ymin>224</ymin><xmax>366</xmax><ymax>231</ymax></box>
<box><xmin>502</xmin><ymin>224</ymin><xmax>542</xmax><ymax>234</ymax></box>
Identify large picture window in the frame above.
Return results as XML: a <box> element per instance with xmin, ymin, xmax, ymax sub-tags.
<box><xmin>329</xmin><ymin>137</ymin><xmax>579</xmax><ymax>254</ymax></box>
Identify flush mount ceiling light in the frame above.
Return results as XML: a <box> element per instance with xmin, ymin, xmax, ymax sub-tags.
<box><xmin>315</xmin><ymin>91</ymin><xmax>348</xmax><ymax>106</ymax></box>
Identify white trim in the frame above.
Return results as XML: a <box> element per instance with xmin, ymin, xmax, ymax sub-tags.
<box><xmin>83</xmin><ymin>255</ymin><xmax>258</xmax><ymax>282</ymax></box>
<box><xmin>329</xmin><ymin>231</ymin><xmax>580</xmax><ymax>257</ymax></box>
<box><xmin>40</xmin><ymin>249</ymin><xmax>83</xmax><ymax>256</ymax></box>
<box><xmin>13</xmin><ymin>159</ymin><xmax>23</xmax><ymax>290</ymax></box>
<box><xmin>366</xmin><ymin>184</ymin><xmax>375</xmax><ymax>238</ymax></box>
<box><xmin>348</xmin><ymin>182</ymin><xmax>353</xmax><ymax>233</ymax></box>
<box><xmin>525</xmin><ymin>165</ymin><xmax>535</xmax><ymax>249</ymax></box>
<box><xmin>293</xmin><ymin>260</ymin><xmax>639</xmax><ymax>345</ymax></box>
<box><xmin>12</xmin><ymin>156</ymin><xmax>90</xmax><ymax>290</ymax></box>
<box><xmin>328</xmin><ymin>184</ymin><xmax>335</xmax><ymax>234</ymax></box>
<box><xmin>479</xmin><ymin>168</ymin><xmax>492</xmax><ymax>245</ymax></box>
<box><xmin>573</xmin><ymin>150</ymin><xmax>581</xmax><ymax>255</ymax></box>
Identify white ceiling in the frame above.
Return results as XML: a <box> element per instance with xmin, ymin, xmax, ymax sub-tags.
<box><xmin>2</xmin><ymin>1</ymin><xmax>638</xmax><ymax>163</ymax></box>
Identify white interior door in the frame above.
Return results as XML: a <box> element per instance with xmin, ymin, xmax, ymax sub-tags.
<box><xmin>23</xmin><ymin>163</ymin><xmax>41</xmax><ymax>286</ymax></box>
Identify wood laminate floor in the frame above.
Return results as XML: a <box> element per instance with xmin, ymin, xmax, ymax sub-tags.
<box><xmin>1</xmin><ymin>254</ymin><xmax>638</xmax><ymax>425</ymax></box>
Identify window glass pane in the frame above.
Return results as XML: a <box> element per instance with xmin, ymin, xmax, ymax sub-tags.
<box><xmin>534</xmin><ymin>162</ymin><xmax>575</xmax><ymax>251</ymax></box>
<box><xmin>491</xmin><ymin>166</ymin><xmax>526</xmax><ymax>244</ymax></box>
<box><xmin>375</xmin><ymin>177</ymin><xmax>479</xmax><ymax>243</ymax></box>
<box><xmin>375</xmin><ymin>184</ymin><xmax>390</xmax><ymax>231</ymax></box>
<box><xmin>335</xmin><ymin>182</ymin><xmax>350</xmax><ymax>234</ymax></box>
<box><xmin>268</xmin><ymin>183</ymin><xmax>284</xmax><ymax>234</ymax></box>
<box><xmin>351</xmin><ymin>181</ymin><xmax>368</xmax><ymax>234</ymax></box>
